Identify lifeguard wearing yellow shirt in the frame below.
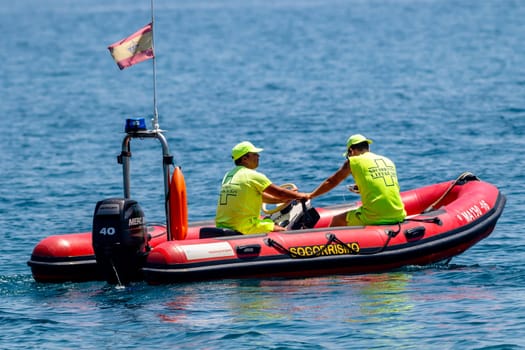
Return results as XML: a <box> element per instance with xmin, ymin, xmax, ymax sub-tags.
<box><xmin>308</xmin><ymin>134</ymin><xmax>406</xmax><ymax>227</ymax></box>
<box><xmin>215</xmin><ymin>141</ymin><xmax>310</xmax><ymax>234</ymax></box>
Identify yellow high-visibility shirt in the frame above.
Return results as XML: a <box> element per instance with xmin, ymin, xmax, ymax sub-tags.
<box><xmin>349</xmin><ymin>152</ymin><xmax>406</xmax><ymax>225</ymax></box>
<box><xmin>215</xmin><ymin>166</ymin><xmax>274</xmax><ymax>234</ymax></box>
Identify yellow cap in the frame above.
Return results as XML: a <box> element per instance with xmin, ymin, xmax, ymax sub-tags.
<box><xmin>343</xmin><ymin>134</ymin><xmax>372</xmax><ymax>157</ymax></box>
<box><xmin>231</xmin><ymin>141</ymin><xmax>264</xmax><ymax>160</ymax></box>
<box><xmin>346</xmin><ymin>134</ymin><xmax>372</xmax><ymax>148</ymax></box>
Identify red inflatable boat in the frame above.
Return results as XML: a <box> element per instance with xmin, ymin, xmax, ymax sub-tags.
<box><xmin>27</xmin><ymin>123</ymin><xmax>506</xmax><ymax>285</ymax></box>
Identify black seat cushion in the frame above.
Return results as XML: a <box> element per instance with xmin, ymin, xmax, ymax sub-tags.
<box><xmin>199</xmin><ymin>227</ymin><xmax>243</xmax><ymax>239</ymax></box>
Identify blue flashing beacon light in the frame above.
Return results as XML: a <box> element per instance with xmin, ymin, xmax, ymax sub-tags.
<box><xmin>125</xmin><ymin>118</ymin><xmax>147</xmax><ymax>133</ymax></box>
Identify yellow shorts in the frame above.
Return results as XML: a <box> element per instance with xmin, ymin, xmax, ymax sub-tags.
<box><xmin>345</xmin><ymin>209</ymin><xmax>364</xmax><ymax>226</ymax></box>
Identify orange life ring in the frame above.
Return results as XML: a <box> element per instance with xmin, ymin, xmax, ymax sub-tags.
<box><xmin>169</xmin><ymin>166</ymin><xmax>188</xmax><ymax>240</ymax></box>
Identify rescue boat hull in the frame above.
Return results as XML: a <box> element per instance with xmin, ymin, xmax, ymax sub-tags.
<box><xmin>28</xmin><ymin>175</ymin><xmax>506</xmax><ymax>284</ymax></box>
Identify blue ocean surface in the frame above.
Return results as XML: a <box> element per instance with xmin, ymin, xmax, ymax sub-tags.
<box><xmin>1</xmin><ymin>0</ymin><xmax>524</xmax><ymax>348</ymax></box>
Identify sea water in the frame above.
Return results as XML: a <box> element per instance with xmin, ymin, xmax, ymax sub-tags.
<box><xmin>1</xmin><ymin>0</ymin><xmax>524</xmax><ymax>349</ymax></box>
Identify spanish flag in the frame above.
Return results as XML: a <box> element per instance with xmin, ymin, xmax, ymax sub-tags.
<box><xmin>108</xmin><ymin>23</ymin><xmax>154</xmax><ymax>70</ymax></box>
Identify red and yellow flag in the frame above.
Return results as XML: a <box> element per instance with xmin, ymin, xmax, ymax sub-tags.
<box><xmin>108</xmin><ymin>23</ymin><xmax>154</xmax><ymax>70</ymax></box>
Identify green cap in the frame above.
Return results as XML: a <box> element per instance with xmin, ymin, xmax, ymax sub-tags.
<box><xmin>343</xmin><ymin>134</ymin><xmax>372</xmax><ymax>157</ymax></box>
<box><xmin>232</xmin><ymin>141</ymin><xmax>264</xmax><ymax>160</ymax></box>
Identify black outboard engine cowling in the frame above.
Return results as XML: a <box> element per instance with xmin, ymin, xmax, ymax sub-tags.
<box><xmin>92</xmin><ymin>198</ymin><xmax>149</xmax><ymax>284</ymax></box>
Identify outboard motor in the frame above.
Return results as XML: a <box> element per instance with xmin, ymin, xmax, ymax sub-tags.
<box><xmin>92</xmin><ymin>198</ymin><xmax>149</xmax><ymax>284</ymax></box>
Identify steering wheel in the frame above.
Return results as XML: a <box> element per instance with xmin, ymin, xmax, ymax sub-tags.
<box><xmin>261</xmin><ymin>183</ymin><xmax>298</xmax><ymax>215</ymax></box>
